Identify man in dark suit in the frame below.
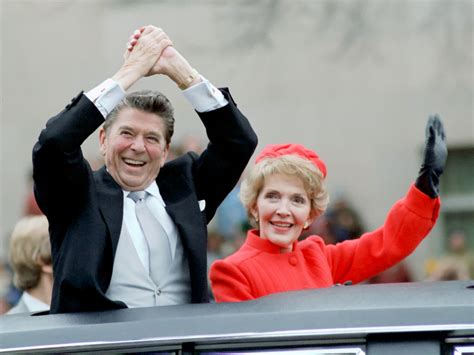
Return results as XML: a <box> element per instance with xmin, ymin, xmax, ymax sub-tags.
<box><xmin>32</xmin><ymin>25</ymin><xmax>257</xmax><ymax>313</ymax></box>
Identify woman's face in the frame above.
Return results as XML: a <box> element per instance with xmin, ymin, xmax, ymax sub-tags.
<box><xmin>252</xmin><ymin>173</ymin><xmax>313</xmax><ymax>252</ymax></box>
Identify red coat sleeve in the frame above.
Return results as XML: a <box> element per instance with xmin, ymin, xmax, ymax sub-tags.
<box><xmin>324</xmin><ymin>184</ymin><xmax>440</xmax><ymax>284</ymax></box>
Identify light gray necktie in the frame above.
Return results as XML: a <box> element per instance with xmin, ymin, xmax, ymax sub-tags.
<box><xmin>128</xmin><ymin>191</ymin><xmax>172</xmax><ymax>284</ymax></box>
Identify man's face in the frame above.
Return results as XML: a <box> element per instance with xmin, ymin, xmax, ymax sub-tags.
<box><xmin>99</xmin><ymin>108</ymin><xmax>169</xmax><ymax>191</ymax></box>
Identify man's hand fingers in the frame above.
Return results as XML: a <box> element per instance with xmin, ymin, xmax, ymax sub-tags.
<box><xmin>147</xmin><ymin>28</ymin><xmax>169</xmax><ymax>43</ymax></box>
<box><xmin>145</xmin><ymin>30</ymin><xmax>172</xmax><ymax>58</ymax></box>
<box><xmin>156</xmin><ymin>39</ymin><xmax>173</xmax><ymax>57</ymax></box>
<box><xmin>141</xmin><ymin>25</ymin><xmax>164</xmax><ymax>36</ymax></box>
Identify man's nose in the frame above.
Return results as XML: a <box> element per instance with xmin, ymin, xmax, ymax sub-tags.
<box><xmin>131</xmin><ymin>136</ymin><xmax>146</xmax><ymax>152</ymax></box>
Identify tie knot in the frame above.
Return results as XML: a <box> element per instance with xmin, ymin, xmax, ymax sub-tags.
<box><xmin>128</xmin><ymin>190</ymin><xmax>147</xmax><ymax>203</ymax></box>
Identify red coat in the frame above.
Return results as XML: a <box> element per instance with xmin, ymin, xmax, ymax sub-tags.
<box><xmin>210</xmin><ymin>185</ymin><xmax>440</xmax><ymax>302</ymax></box>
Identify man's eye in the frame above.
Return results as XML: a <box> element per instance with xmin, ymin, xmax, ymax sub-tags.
<box><xmin>147</xmin><ymin>136</ymin><xmax>159</xmax><ymax>143</ymax></box>
<box><xmin>121</xmin><ymin>131</ymin><xmax>132</xmax><ymax>136</ymax></box>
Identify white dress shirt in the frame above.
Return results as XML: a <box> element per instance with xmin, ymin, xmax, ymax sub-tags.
<box><xmin>22</xmin><ymin>291</ymin><xmax>49</xmax><ymax>312</ymax></box>
<box><xmin>85</xmin><ymin>75</ymin><xmax>228</xmax><ymax>117</ymax></box>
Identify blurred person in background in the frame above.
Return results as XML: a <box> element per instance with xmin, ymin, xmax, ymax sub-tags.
<box><xmin>0</xmin><ymin>262</ymin><xmax>14</xmax><ymax>314</ymax></box>
<box><xmin>175</xmin><ymin>133</ymin><xmax>205</xmax><ymax>156</ymax></box>
<box><xmin>210</xmin><ymin>116</ymin><xmax>446</xmax><ymax>302</ymax></box>
<box><xmin>206</xmin><ymin>230</ymin><xmax>226</xmax><ymax>301</ymax></box>
<box><xmin>215</xmin><ymin>178</ymin><xmax>248</xmax><ymax>243</ymax></box>
<box><xmin>324</xmin><ymin>197</ymin><xmax>365</xmax><ymax>243</ymax></box>
<box><xmin>367</xmin><ymin>262</ymin><xmax>414</xmax><ymax>284</ymax></box>
<box><xmin>428</xmin><ymin>229</ymin><xmax>473</xmax><ymax>281</ymax></box>
<box><xmin>7</xmin><ymin>215</ymin><xmax>52</xmax><ymax>314</ymax></box>
<box><xmin>167</xmin><ymin>133</ymin><xmax>205</xmax><ymax>162</ymax></box>
<box><xmin>300</xmin><ymin>195</ymin><xmax>365</xmax><ymax>244</ymax></box>
<box><xmin>32</xmin><ymin>25</ymin><xmax>257</xmax><ymax>313</ymax></box>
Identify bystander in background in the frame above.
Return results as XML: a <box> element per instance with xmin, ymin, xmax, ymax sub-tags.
<box><xmin>428</xmin><ymin>230</ymin><xmax>474</xmax><ymax>281</ymax></box>
<box><xmin>6</xmin><ymin>215</ymin><xmax>52</xmax><ymax>314</ymax></box>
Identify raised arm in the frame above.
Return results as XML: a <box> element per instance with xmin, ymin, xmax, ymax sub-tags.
<box><xmin>127</xmin><ymin>28</ymin><xmax>258</xmax><ymax>221</ymax></box>
<box><xmin>32</xmin><ymin>26</ymin><xmax>172</xmax><ymax>218</ymax></box>
<box><xmin>325</xmin><ymin>116</ymin><xmax>447</xmax><ymax>284</ymax></box>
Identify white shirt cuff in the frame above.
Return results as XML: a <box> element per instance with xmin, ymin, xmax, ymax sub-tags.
<box><xmin>182</xmin><ymin>75</ymin><xmax>228</xmax><ymax>113</ymax></box>
<box><xmin>84</xmin><ymin>79</ymin><xmax>126</xmax><ymax>118</ymax></box>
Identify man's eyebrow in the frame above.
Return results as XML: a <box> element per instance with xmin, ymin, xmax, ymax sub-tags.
<box><xmin>116</xmin><ymin>125</ymin><xmax>163</xmax><ymax>137</ymax></box>
<box><xmin>146</xmin><ymin>131</ymin><xmax>161</xmax><ymax>137</ymax></box>
<box><xmin>117</xmin><ymin>125</ymin><xmax>134</xmax><ymax>131</ymax></box>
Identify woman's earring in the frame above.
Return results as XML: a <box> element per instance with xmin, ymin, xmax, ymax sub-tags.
<box><xmin>255</xmin><ymin>215</ymin><xmax>259</xmax><ymax>223</ymax></box>
<box><xmin>303</xmin><ymin>222</ymin><xmax>309</xmax><ymax>230</ymax></box>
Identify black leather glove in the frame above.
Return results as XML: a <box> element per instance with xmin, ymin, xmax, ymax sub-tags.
<box><xmin>415</xmin><ymin>115</ymin><xmax>447</xmax><ymax>198</ymax></box>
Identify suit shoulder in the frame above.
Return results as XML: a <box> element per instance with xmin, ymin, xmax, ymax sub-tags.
<box><xmin>159</xmin><ymin>152</ymin><xmax>200</xmax><ymax>180</ymax></box>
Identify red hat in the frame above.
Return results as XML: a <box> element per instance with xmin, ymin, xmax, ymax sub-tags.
<box><xmin>255</xmin><ymin>143</ymin><xmax>327</xmax><ymax>178</ymax></box>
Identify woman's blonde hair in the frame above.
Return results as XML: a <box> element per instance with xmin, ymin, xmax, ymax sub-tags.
<box><xmin>9</xmin><ymin>215</ymin><xmax>51</xmax><ymax>290</ymax></box>
<box><xmin>240</xmin><ymin>155</ymin><xmax>329</xmax><ymax>227</ymax></box>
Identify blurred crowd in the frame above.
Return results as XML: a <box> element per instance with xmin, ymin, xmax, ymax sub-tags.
<box><xmin>1</xmin><ymin>133</ymin><xmax>473</xmax><ymax>314</ymax></box>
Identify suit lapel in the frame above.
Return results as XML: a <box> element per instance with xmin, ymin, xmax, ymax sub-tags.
<box><xmin>94</xmin><ymin>167</ymin><xmax>123</xmax><ymax>252</ymax></box>
<box><xmin>157</xmin><ymin>172</ymin><xmax>207</xmax><ymax>266</ymax></box>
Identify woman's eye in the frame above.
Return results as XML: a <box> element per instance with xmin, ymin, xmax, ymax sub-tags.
<box><xmin>293</xmin><ymin>196</ymin><xmax>306</xmax><ymax>204</ymax></box>
<box><xmin>265</xmin><ymin>192</ymin><xmax>279</xmax><ymax>200</ymax></box>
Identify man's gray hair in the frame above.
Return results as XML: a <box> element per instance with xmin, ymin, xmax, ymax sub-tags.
<box><xmin>104</xmin><ymin>90</ymin><xmax>175</xmax><ymax>144</ymax></box>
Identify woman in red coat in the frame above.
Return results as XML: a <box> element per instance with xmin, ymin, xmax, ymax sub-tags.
<box><xmin>210</xmin><ymin>116</ymin><xmax>447</xmax><ymax>302</ymax></box>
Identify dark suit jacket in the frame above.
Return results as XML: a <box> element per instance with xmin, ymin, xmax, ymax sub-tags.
<box><xmin>33</xmin><ymin>89</ymin><xmax>257</xmax><ymax>313</ymax></box>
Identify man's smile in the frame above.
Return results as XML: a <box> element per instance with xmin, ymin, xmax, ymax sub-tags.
<box><xmin>123</xmin><ymin>158</ymin><xmax>146</xmax><ymax>167</ymax></box>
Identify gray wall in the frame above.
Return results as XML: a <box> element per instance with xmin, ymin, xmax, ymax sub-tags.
<box><xmin>1</xmin><ymin>0</ymin><xmax>473</xmax><ymax>280</ymax></box>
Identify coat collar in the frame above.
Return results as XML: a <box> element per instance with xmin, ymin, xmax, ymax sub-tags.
<box><xmin>157</xmin><ymin>169</ymin><xmax>207</xmax><ymax>268</ymax></box>
<box><xmin>245</xmin><ymin>229</ymin><xmax>299</xmax><ymax>254</ymax></box>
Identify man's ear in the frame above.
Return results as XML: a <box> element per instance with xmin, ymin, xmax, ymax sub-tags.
<box><xmin>41</xmin><ymin>264</ymin><xmax>53</xmax><ymax>275</ymax></box>
<box><xmin>99</xmin><ymin>127</ymin><xmax>107</xmax><ymax>156</ymax></box>
<box><xmin>161</xmin><ymin>144</ymin><xmax>170</xmax><ymax>167</ymax></box>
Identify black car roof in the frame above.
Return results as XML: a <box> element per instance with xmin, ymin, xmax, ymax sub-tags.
<box><xmin>1</xmin><ymin>280</ymin><xmax>473</xmax><ymax>353</ymax></box>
